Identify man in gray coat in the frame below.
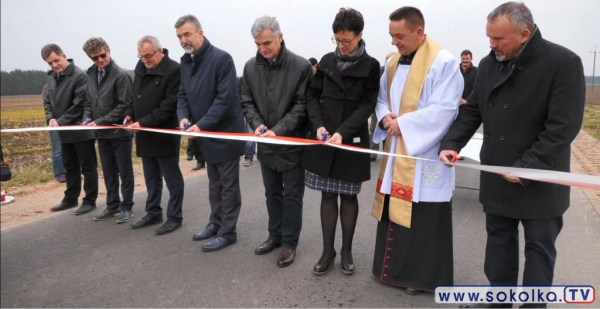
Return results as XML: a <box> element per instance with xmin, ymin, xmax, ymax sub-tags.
<box><xmin>83</xmin><ymin>37</ymin><xmax>135</xmax><ymax>223</ymax></box>
<box><xmin>240</xmin><ymin>16</ymin><xmax>312</xmax><ymax>267</ymax></box>
<box><xmin>440</xmin><ymin>2</ymin><xmax>585</xmax><ymax>307</ymax></box>
<box><xmin>42</xmin><ymin>44</ymin><xmax>98</xmax><ymax>215</ymax></box>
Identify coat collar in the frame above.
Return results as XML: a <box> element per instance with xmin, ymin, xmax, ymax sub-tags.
<box><xmin>489</xmin><ymin>25</ymin><xmax>542</xmax><ymax>68</ymax></box>
<box><xmin>180</xmin><ymin>37</ymin><xmax>212</xmax><ymax>68</ymax></box>
<box><xmin>318</xmin><ymin>51</ymin><xmax>372</xmax><ymax>89</ymax></box>
<box><xmin>135</xmin><ymin>48</ymin><xmax>171</xmax><ymax>76</ymax></box>
<box><xmin>255</xmin><ymin>40</ymin><xmax>287</xmax><ymax>67</ymax></box>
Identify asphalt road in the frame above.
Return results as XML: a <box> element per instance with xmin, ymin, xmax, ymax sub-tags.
<box><xmin>1</xmin><ymin>158</ymin><xmax>599</xmax><ymax>308</ymax></box>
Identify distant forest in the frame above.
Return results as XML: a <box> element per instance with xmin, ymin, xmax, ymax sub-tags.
<box><xmin>1</xmin><ymin>69</ymin><xmax>599</xmax><ymax>96</ymax></box>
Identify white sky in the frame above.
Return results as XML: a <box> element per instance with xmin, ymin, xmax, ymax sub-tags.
<box><xmin>1</xmin><ymin>0</ymin><xmax>599</xmax><ymax>76</ymax></box>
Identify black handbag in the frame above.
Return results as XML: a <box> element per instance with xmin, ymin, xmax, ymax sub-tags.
<box><xmin>0</xmin><ymin>143</ymin><xmax>11</xmax><ymax>181</ymax></box>
<box><xmin>0</xmin><ymin>163</ymin><xmax>11</xmax><ymax>182</ymax></box>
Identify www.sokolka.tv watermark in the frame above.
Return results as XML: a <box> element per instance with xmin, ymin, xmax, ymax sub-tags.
<box><xmin>435</xmin><ymin>286</ymin><xmax>596</xmax><ymax>304</ymax></box>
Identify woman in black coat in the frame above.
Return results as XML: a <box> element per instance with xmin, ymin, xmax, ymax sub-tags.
<box><xmin>301</xmin><ymin>8</ymin><xmax>380</xmax><ymax>275</ymax></box>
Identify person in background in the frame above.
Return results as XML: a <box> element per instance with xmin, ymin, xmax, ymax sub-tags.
<box><xmin>459</xmin><ymin>49</ymin><xmax>477</xmax><ymax>106</ymax></box>
<box><xmin>187</xmin><ymin>137</ymin><xmax>206</xmax><ymax>171</ymax></box>
<box><xmin>42</xmin><ymin>85</ymin><xmax>67</xmax><ymax>183</ymax></box>
<box><xmin>308</xmin><ymin>57</ymin><xmax>318</xmax><ymax>74</ymax></box>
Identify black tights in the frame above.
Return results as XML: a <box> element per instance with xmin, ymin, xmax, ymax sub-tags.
<box><xmin>317</xmin><ymin>192</ymin><xmax>359</xmax><ymax>266</ymax></box>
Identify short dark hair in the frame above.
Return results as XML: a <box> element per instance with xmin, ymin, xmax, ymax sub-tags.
<box><xmin>41</xmin><ymin>44</ymin><xmax>64</xmax><ymax>60</ymax></box>
<box><xmin>332</xmin><ymin>7</ymin><xmax>364</xmax><ymax>35</ymax></box>
<box><xmin>389</xmin><ymin>6</ymin><xmax>425</xmax><ymax>31</ymax></box>
<box><xmin>308</xmin><ymin>58</ymin><xmax>318</xmax><ymax>66</ymax></box>
<box><xmin>461</xmin><ymin>50</ymin><xmax>473</xmax><ymax>57</ymax></box>
<box><xmin>83</xmin><ymin>37</ymin><xmax>110</xmax><ymax>56</ymax></box>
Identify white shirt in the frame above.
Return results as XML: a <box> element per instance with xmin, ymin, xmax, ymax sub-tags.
<box><xmin>373</xmin><ymin>49</ymin><xmax>463</xmax><ymax>202</ymax></box>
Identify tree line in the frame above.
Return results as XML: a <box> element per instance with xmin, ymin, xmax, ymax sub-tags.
<box><xmin>1</xmin><ymin>69</ymin><xmax>599</xmax><ymax>96</ymax></box>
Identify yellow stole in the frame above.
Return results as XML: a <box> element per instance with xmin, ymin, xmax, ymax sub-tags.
<box><xmin>371</xmin><ymin>36</ymin><xmax>442</xmax><ymax>228</ymax></box>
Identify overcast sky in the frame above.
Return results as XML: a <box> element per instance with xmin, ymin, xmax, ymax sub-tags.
<box><xmin>2</xmin><ymin>0</ymin><xmax>599</xmax><ymax>76</ymax></box>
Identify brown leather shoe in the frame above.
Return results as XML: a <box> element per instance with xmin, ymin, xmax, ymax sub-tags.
<box><xmin>254</xmin><ymin>239</ymin><xmax>281</xmax><ymax>255</ymax></box>
<box><xmin>277</xmin><ymin>248</ymin><xmax>296</xmax><ymax>268</ymax></box>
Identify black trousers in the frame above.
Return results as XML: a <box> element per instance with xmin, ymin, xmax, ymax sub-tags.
<box><xmin>484</xmin><ymin>213</ymin><xmax>563</xmax><ymax>286</ymax></box>
<box><xmin>206</xmin><ymin>158</ymin><xmax>242</xmax><ymax>241</ymax></box>
<box><xmin>141</xmin><ymin>156</ymin><xmax>184</xmax><ymax>222</ymax></box>
<box><xmin>186</xmin><ymin>137</ymin><xmax>205</xmax><ymax>163</ymax></box>
<box><xmin>98</xmin><ymin>138</ymin><xmax>134</xmax><ymax>211</ymax></box>
<box><xmin>260</xmin><ymin>164</ymin><xmax>305</xmax><ymax>249</ymax></box>
<box><xmin>61</xmin><ymin>139</ymin><xmax>98</xmax><ymax>206</ymax></box>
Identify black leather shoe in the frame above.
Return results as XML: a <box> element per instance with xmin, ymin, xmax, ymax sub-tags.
<box><xmin>277</xmin><ymin>248</ymin><xmax>296</xmax><ymax>268</ymax></box>
<box><xmin>192</xmin><ymin>223</ymin><xmax>219</xmax><ymax>241</ymax></box>
<box><xmin>191</xmin><ymin>162</ymin><xmax>205</xmax><ymax>171</ymax></box>
<box><xmin>131</xmin><ymin>215</ymin><xmax>163</xmax><ymax>229</ymax></box>
<box><xmin>254</xmin><ymin>239</ymin><xmax>282</xmax><ymax>255</ymax></box>
<box><xmin>156</xmin><ymin>220</ymin><xmax>182</xmax><ymax>235</ymax></box>
<box><xmin>186</xmin><ymin>155</ymin><xmax>194</xmax><ymax>161</ymax></box>
<box><xmin>115</xmin><ymin>210</ymin><xmax>133</xmax><ymax>223</ymax></box>
<box><xmin>74</xmin><ymin>204</ymin><xmax>96</xmax><ymax>215</ymax></box>
<box><xmin>404</xmin><ymin>288</ymin><xmax>423</xmax><ymax>295</ymax></box>
<box><xmin>202</xmin><ymin>236</ymin><xmax>236</xmax><ymax>252</ymax></box>
<box><xmin>93</xmin><ymin>209</ymin><xmax>120</xmax><ymax>221</ymax></box>
<box><xmin>313</xmin><ymin>250</ymin><xmax>336</xmax><ymax>275</ymax></box>
<box><xmin>50</xmin><ymin>202</ymin><xmax>77</xmax><ymax>212</ymax></box>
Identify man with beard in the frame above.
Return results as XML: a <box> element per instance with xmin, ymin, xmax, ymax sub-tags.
<box><xmin>175</xmin><ymin>14</ymin><xmax>245</xmax><ymax>252</ymax></box>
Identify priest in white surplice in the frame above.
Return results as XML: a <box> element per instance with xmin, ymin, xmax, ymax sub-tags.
<box><xmin>371</xmin><ymin>6</ymin><xmax>463</xmax><ymax>294</ymax></box>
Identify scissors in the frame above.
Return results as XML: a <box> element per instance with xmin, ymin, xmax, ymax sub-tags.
<box><xmin>260</xmin><ymin>126</ymin><xmax>267</xmax><ymax>135</ymax></box>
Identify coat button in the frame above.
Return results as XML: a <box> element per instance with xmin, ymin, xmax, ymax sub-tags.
<box><xmin>485</xmin><ymin>133</ymin><xmax>490</xmax><ymax>138</ymax></box>
<box><xmin>488</xmin><ymin>101</ymin><xmax>493</xmax><ymax>106</ymax></box>
<box><xmin>499</xmin><ymin>135</ymin><xmax>506</xmax><ymax>141</ymax></box>
<box><xmin>518</xmin><ymin>66</ymin><xmax>524</xmax><ymax>70</ymax></box>
<box><xmin>503</xmin><ymin>103</ymin><xmax>509</xmax><ymax>109</ymax></box>
<box><xmin>137</xmin><ymin>95</ymin><xmax>141</xmax><ymax>98</ymax></box>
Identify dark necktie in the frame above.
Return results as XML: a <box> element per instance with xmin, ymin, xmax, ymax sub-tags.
<box><xmin>98</xmin><ymin>69</ymin><xmax>104</xmax><ymax>85</ymax></box>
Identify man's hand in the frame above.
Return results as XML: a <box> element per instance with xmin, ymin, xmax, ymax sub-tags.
<box><xmin>48</xmin><ymin>119</ymin><xmax>59</xmax><ymax>127</ymax></box>
<box><xmin>123</xmin><ymin>121</ymin><xmax>140</xmax><ymax>132</ymax></box>
<box><xmin>254</xmin><ymin>124</ymin><xmax>275</xmax><ymax>137</ymax></box>
<box><xmin>123</xmin><ymin>115</ymin><xmax>133</xmax><ymax>126</ymax></box>
<box><xmin>186</xmin><ymin>125</ymin><xmax>201</xmax><ymax>132</ymax></box>
<box><xmin>179</xmin><ymin>118</ymin><xmax>189</xmax><ymax>129</ymax></box>
<box><xmin>388</xmin><ymin>118</ymin><xmax>401</xmax><ymax>136</ymax></box>
<box><xmin>503</xmin><ymin>174</ymin><xmax>523</xmax><ymax>185</ymax></box>
<box><xmin>316</xmin><ymin>127</ymin><xmax>328</xmax><ymax>141</ymax></box>
<box><xmin>327</xmin><ymin>132</ymin><xmax>343</xmax><ymax>144</ymax></box>
<box><xmin>380</xmin><ymin>113</ymin><xmax>398</xmax><ymax>130</ymax></box>
<box><xmin>87</xmin><ymin>121</ymin><xmax>97</xmax><ymax>126</ymax></box>
<box><xmin>460</xmin><ymin>98</ymin><xmax>467</xmax><ymax>106</ymax></box>
<box><xmin>439</xmin><ymin>150</ymin><xmax>458</xmax><ymax>167</ymax></box>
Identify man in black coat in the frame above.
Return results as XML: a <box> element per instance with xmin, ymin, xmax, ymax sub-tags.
<box><xmin>240</xmin><ymin>16</ymin><xmax>312</xmax><ymax>267</ymax></box>
<box><xmin>83</xmin><ymin>37</ymin><xmax>135</xmax><ymax>224</ymax></box>
<box><xmin>440</xmin><ymin>2</ymin><xmax>585</xmax><ymax>306</ymax></box>
<box><xmin>174</xmin><ymin>15</ymin><xmax>245</xmax><ymax>252</ymax></box>
<box><xmin>459</xmin><ymin>49</ymin><xmax>477</xmax><ymax>106</ymax></box>
<box><xmin>124</xmin><ymin>36</ymin><xmax>185</xmax><ymax>236</ymax></box>
<box><xmin>41</xmin><ymin>44</ymin><xmax>98</xmax><ymax>215</ymax></box>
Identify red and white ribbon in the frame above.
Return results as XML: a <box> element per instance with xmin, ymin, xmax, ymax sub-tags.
<box><xmin>2</xmin><ymin>125</ymin><xmax>599</xmax><ymax>190</ymax></box>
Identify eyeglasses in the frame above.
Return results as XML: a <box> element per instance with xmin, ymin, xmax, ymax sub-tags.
<box><xmin>331</xmin><ymin>35</ymin><xmax>358</xmax><ymax>46</ymax></box>
<box><xmin>90</xmin><ymin>53</ymin><xmax>107</xmax><ymax>61</ymax></box>
<box><xmin>137</xmin><ymin>50</ymin><xmax>158</xmax><ymax>60</ymax></box>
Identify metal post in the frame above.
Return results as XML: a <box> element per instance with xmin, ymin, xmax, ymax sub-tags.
<box><xmin>591</xmin><ymin>45</ymin><xmax>599</xmax><ymax>93</ymax></box>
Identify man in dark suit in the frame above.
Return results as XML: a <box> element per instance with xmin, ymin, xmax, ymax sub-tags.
<box><xmin>440</xmin><ymin>2</ymin><xmax>585</xmax><ymax>307</ymax></box>
<box><xmin>124</xmin><ymin>35</ymin><xmax>185</xmax><ymax>236</ymax></box>
<box><xmin>240</xmin><ymin>16</ymin><xmax>312</xmax><ymax>267</ymax></box>
<box><xmin>83</xmin><ymin>37</ymin><xmax>135</xmax><ymax>224</ymax></box>
<box><xmin>175</xmin><ymin>15</ymin><xmax>245</xmax><ymax>252</ymax></box>
<box><xmin>42</xmin><ymin>44</ymin><xmax>98</xmax><ymax>215</ymax></box>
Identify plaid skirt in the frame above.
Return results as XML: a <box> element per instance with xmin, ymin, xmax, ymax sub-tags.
<box><xmin>304</xmin><ymin>170</ymin><xmax>362</xmax><ymax>195</ymax></box>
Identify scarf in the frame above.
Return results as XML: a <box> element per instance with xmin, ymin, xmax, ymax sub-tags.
<box><xmin>335</xmin><ymin>39</ymin><xmax>366</xmax><ymax>72</ymax></box>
